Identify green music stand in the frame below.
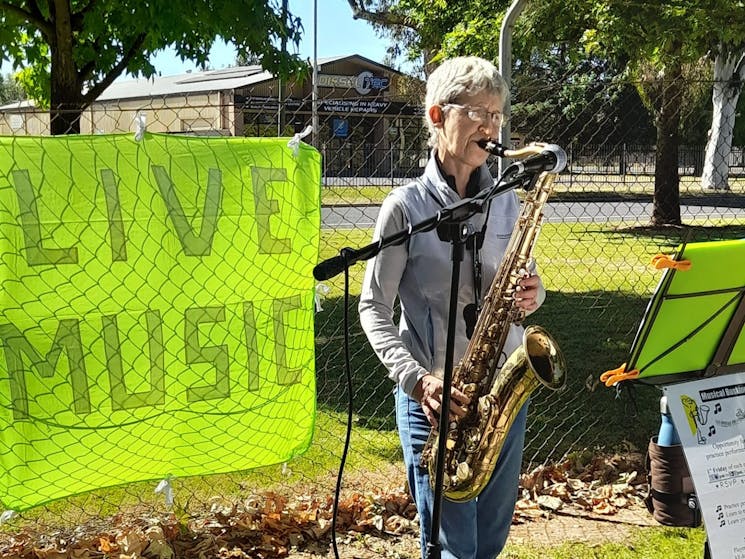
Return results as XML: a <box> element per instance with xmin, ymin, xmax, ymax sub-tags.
<box><xmin>626</xmin><ymin>238</ymin><xmax>745</xmax><ymax>385</ymax></box>
<box><xmin>622</xmin><ymin>238</ymin><xmax>745</xmax><ymax>559</ymax></box>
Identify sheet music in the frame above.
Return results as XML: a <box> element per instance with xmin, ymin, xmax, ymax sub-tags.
<box><xmin>665</xmin><ymin>372</ymin><xmax>745</xmax><ymax>559</ymax></box>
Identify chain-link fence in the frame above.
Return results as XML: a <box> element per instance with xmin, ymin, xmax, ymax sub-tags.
<box><xmin>1</xmin><ymin>59</ymin><xmax>744</xmax><ymax>556</ymax></box>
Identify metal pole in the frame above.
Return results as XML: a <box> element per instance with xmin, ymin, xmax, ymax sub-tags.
<box><xmin>498</xmin><ymin>0</ymin><xmax>529</xmax><ymax>175</ymax></box>
<box><xmin>278</xmin><ymin>0</ymin><xmax>288</xmax><ymax>136</ymax></box>
<box><xmin>312</xmin><ymin>0</ymin><xmax>319</xmax><ymax>147</ymax></box>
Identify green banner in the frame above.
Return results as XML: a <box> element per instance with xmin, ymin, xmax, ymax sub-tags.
<box><xmin>0</xmin><ymin>132</ymin><xmax>320</xmax><ymax>510</ymax></box>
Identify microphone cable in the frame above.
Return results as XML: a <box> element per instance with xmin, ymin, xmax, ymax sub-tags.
<box><xmin>330</xmin><ymin>258</ymin><xmax>354</xmax><ymax>559</ymax></box>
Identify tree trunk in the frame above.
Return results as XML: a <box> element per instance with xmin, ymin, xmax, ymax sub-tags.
<box><xmin>652</xmin><ymin>62</ymin><xmax>683</xmax><ymax>226</ymax></box>
<box><xmin>49</xmin><ymin>0</ymin><xmax>83</xmax><ymax>135</ymax></box>
<box><xmin>701</xmin><ymin>47</ymin><xmax>745</xmax><ymax>191</ymax></box>
<box><xmin>49</xmin><ymin>82</ymin><xmax>84</xmax><ymax>135</ymax></box>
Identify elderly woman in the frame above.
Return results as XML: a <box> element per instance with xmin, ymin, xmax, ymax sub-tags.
<box><xmin>358</xmin><ymin>56</ymin><xmax>546</xmax><ymax>558</ymax></box>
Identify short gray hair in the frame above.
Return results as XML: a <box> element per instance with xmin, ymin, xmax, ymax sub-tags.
<box><xmin>424</xmin><ymin>56</ymin><xmax>509</xmax><ymax>147</ymax></box>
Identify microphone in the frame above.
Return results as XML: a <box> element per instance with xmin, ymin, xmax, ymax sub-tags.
<box><xmin>507</xmin><ymin>144</ymin><xmax>567</xmax><ymax>174</ymax></box>
<box><xmin>313</xmin><ymin>247</ymin><xmax>359</xmax><ymax>281</ymax></box>
<box><xmin>313</xmin><ymin>253</ymin><xmax>347</xmax><ymax>281</ymax></box>
<box><xmin>477</xmin><ymin>139</ymin><xmax>568</xmax><ymax>174</ymax></box>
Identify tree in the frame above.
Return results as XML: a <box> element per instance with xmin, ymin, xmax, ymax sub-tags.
<box><xmin>505</xmin><ymin>1</ymin><xmax>720</xmax><ymax>225</ymax></box>
<box><xmin>349</xmin><ymin>0</ymin><xmax>744</xmax><ymax>226</ymax></box>
<box><xmin>0</xmin><ymin>0</ymin><xmax>307</xmax><ymax>135</ymax></box>
<box><xmin>0</xmin><ymin>72</ymin><xmax>26</xmax><ymax>104</ymax></box>
<box><xmin>235</xmin><ymin>52</ymin><xmax>264</xmax><ymax>67</ymax></box>
<box><xmin>701</xmin><ymin>45</ymin><xmax>745</xmax><ymax>190</ymax></box>
<box><xmin>510</xmin><ymin>1</ymin><xmax>745</xmax><ymax>223</ymax></box>
<box><xmin>346</xmin><ymin>0</ymin><xmax>502</xmax><ymax>75</ymax></box>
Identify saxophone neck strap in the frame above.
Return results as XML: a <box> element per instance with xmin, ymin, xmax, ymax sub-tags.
<box><xmin>417</xmin><ymin>177</ymin><xmax>489</xmax><ymax>312</ymax></box>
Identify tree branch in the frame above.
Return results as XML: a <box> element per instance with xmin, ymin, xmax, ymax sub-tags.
<box><xmin>70</xmin><ymin>0</ymin><xmax>97</xmax><ymax>30</ymax></box>
<box><xmin>0</xmin><ymin>0</ymin><xmax>53</xmax><ymax>36</ymax></box>
<box><xmin>82</xmin><ymin>32</ymin><xmax>148</xmax><ymax>105</ymax></box>
<box><xmin>345</xmin><ymin>0</ymin><xmax>416</xmax><ymax>30</ymax></box>
<box><xmin>734</xmin><ymin>50</ymin><xmax>745</xmax><ymax>79</ymax></box>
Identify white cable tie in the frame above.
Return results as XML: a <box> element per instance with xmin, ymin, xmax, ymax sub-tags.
<box><xmin>134</xmin><ymin>113</ymin><xmax>147</xmax><ymax>142</ymax></box>
<box><xmin>287</xmin><ymin>125</ymin><xmax>313</xmax><ymax>157</ymax></box>
<box><xmin>0</xmin><ymin>510</ymin><xmax>17</xmax><ymax>524</ymax></box>
<box><xmin>154</xmin><ymin>478</ymin><xmax>174</xmax><ymax>507</ymax></box>
<box><xmin>315</xmin><ymin>282</ymin><xmax>330</xmax><ymax>312</ymax></box>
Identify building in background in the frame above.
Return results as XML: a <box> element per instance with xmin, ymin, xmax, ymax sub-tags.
<box><xmin>0</xmin><ymin>55</ymin><xmax>426</xmax><ymax>179</ymax></box>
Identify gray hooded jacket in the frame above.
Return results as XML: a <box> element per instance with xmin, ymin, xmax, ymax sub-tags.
<box><xmin>358</xmin><ymin>152</ymin><xmax>545</xmax><ymax>397</ymax></box>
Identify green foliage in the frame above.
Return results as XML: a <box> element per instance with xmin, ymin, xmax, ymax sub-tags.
<box><xmin>0</xmin><ymin>72</ymin><xmax>26</xmax><ymax>104</ymax></box>
<box><xmin>0</xmin><ymin>0</ymin><xmax>310</xmax><ymax>132</ymax></box>
<box><xmin>14</xmin><ymin>65</ymin><xmax>48</xmax><ymax>109</ymax></box>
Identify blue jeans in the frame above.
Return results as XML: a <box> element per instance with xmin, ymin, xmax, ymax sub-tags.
<box><xmin>395</xmin><ymin>386</ymin><xmax>528</xmax><ymax>559</ymax></box>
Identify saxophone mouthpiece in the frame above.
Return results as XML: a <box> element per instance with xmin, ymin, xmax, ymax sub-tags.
<box><xmin>477</xmin><ymin>139</ymin><xmax>508</xmax><ymax>157</ymax></box>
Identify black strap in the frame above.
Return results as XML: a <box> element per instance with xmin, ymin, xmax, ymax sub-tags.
<box><xmin>649</xmin><ymin>488</ymin><xmax>696</xmax><ymax>506</ymax></box>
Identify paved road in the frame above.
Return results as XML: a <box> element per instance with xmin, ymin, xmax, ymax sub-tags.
<box><xmin>322</xmin><ymin>201</ymin><xmax>745</xmax><ymax>229</ymax></box>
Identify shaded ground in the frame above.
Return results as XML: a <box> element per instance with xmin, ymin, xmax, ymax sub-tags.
<box><xmin>282</xmin><ymin>453</ymin><xmax>660</xmax><ymax>558</ymax></box>
<box><xmin>284</xmin><ymin>506</ymin><xmax>658</xmax><ymax>558</ymax></box>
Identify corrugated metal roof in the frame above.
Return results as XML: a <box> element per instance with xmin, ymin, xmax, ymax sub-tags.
<box><xmin>0</xmin><ymin>99</ymin><xmax>36</xmax><ymax>111</ymax></box>
<box><xmin>0</xmin><ymin>54</ymin><xmax>402</xmax><ymax>108</ymax></box>
<box><xmin>96</xmin><ymin>65</ymin><xmax>273</xmax><ymax>101</ymax></box>
<box><xmin>97</xmin><ymin>54</ymin><xmax>398</xmax><ymax>101</ymax></box>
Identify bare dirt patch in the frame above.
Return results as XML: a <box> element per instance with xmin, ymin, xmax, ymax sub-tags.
<box><xmin>283</xmin><ymin>508</ymin><xmax>659</xmax><ymax>558</ymax></box>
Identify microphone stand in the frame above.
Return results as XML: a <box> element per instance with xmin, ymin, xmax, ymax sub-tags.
<box><xmin>313</xmin><ymin>171</ymin><xmax>534</xmax><ymax>282</ymax></box>
<box><xmin>313</xmin><ymin>169</ymin><xmax>537</xmax><ymax>559</ymax></box>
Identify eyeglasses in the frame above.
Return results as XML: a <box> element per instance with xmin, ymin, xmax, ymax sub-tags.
<box><xmin>443</xmin><ymin>103</ymin><xmax>507</xmax><ymax>126</ymax></box>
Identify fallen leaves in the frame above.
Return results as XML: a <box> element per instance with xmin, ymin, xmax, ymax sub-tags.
<box><xmin>0</xmin><ymin>452</ymin><xmax>651</xmax><ymax>558</ymax></box>
<box><xmin>515</xmin><ymin>450</ymin><xmax>648</xmax><ymax>521</ymax></box>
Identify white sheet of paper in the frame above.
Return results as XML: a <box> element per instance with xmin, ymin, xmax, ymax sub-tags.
<box><xmin>665</xmin><ymin>372</ymin><xmax>745</xmax><ymax>559</ymax></box>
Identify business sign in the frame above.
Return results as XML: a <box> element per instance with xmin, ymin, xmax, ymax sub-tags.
<box><xmin>332</xmin><ymin>118</ymin><xmax>349</xmax><ymax>138</ymax></box>
<box><xmin>238</xmin><ymin>96</ymin><xmax>423</xmax><ymax>117</ymax></box>
<box><xmin>0</xmin><ymin>133</ymin><xmax>321</xmax><ymax>510</ymax></box>
<box><xmin>318</xmin><ymin>71</ymin><xmax>390</xmax><ymax>95</ymax></box>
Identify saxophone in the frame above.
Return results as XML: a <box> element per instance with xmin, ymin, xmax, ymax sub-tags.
<box><xmin>420</xmin><ymin>142</ymin><xmax>568</xmax><ymax>503</ymax></box>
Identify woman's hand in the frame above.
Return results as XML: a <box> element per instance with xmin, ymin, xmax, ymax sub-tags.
<box><xmin>515</xmin><ymin>273</ymin><xmax>542</xmax><ymax>313</ymax></box>
<box><xmin>412</xmin><ymin>374</ymin><xmax>471</xmax><ymax>428</ymax></box>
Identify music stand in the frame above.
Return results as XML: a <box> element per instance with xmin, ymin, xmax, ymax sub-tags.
<box><xmin>625</xmin><ymin>238</ymin><xmax>745</xmax><ymax>385</ymax></box>
<box><xmin>621</xmin><ymin>238</ymin><xmax>745</xmax><ymax>559</ymax></box>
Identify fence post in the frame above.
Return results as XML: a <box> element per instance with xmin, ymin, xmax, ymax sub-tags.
<box><xmin>569</xmin><ymin>141</ymin><xmax>573</xmax><ymax>191</ymax></box>
<box><xmin>390</xmin><ymin>148</ymin><xmax>394</xmax><ymax>188</ymax></box>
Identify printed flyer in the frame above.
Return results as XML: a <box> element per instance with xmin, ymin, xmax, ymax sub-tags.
<box><xmin>666</xmin><ymin>372</ymin><xmax>745</xmax><ymax>559</ymax></box>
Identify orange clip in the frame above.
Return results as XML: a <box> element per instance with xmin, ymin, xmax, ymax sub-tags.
<box><xmin>651</xmin><ymin>254</ymin><xmax>692</xmax><ymax>271</ymax></box>
<box><xmin>599</xmin><ymin>363</ymin><xmax>640</xmax><ymax>387</ymax></box>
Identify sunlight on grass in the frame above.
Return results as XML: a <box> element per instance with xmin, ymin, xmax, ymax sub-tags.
<box><xmin>502</xmin><ymin>526</ymin><xmax>707</xmax><ymax>559</ymax></box>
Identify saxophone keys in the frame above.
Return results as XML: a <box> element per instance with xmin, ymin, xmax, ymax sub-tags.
<box><xmin>456</xmin><ymin>462</ymin><xmax>472</xmax><ymax>483</ymax></box>
<box><xmin>462</xmin><ymin>383</ymin><xmax>479</xmax><ymax>399</ymax></box>
<box><xmin>478</xmin><ymin>396</ymin><xmax>493</xmax><ymax>415</ymax></box>
<box><xmin>465</xmin><ymin>431</ymin><xmax>480</xmax><ymax>453</ymax></box>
